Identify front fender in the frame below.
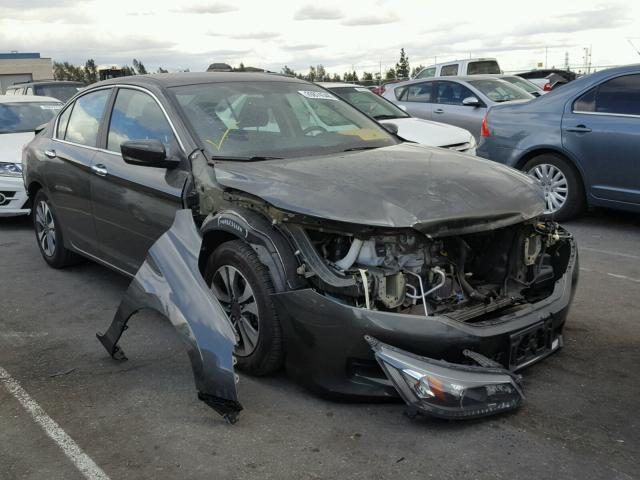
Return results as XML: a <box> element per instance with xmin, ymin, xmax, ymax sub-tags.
<box><xmin>97</xmin><ymin>210</ymin><xmax>242</xmax><ymax>423</ymax></box>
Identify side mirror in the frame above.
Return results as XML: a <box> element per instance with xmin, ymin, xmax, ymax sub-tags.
<box><xmin>121</xmin><ymin>139</ymin><xmax>177</xmax><ymax>168</ymax></box>
<box><xmin>462</xmin><ymin>96</ymin><xmax>481</xmax><ymax>107</ymax></box>
<box><xmin>381</xmin><ymin>122</ymin><xmax>399</xmax><ymax>135</ymax></box>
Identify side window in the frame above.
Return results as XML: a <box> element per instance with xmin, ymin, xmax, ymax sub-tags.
<box><xmin>26</xmin><ymin>87</ymin><xmax>34</xmax><ymax>95</ymax></box>
<box><xmin>435</xmin><ymin>82</ymin><xmax>475</xmax><ymax>105</ymax></box>
<box><xmin>416</xmin><ymin>67</ymin><xmax>436</xmax><ymax>79</ymax></box>
<box><xmin>440</xmin><ymin>64</ymin><xmax>459</xmax><ymax>76</ymax></box>
<box><xmin>65</xmin><ymin>89</ymin><xmax>110</xmax><ymax>146</ymax></box>
<box><xmin>573</xmin><ymin>87</ymin><xmax>596</xmax><ymax>112</ymax></box>
<box><xmin>56</xmin><ymin>104</ymin><xmax>73</xmax><ymax>138</ymax></box>
<box><xmin>404</xmin><ymin>82</ymin><xmax>432</xmax><ymax>103</ymax></box>
<box><xmin>594</xmin><ymin>74</ymin><xmax>640</xmax><ymax>116</ymax></box>
<box><xmin>394</xmin><ymin>86</ymin><xmax>407</xmax><ymax>100</ymax></box>
<box><xmin>107</xmin><ymin>89</ymin><xmax>178</xmax><ymax>155</ymax></box>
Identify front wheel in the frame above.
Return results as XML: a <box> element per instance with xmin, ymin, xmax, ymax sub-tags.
<box><xmin>204</xmin><ymin>240</ymin><xmax>284</xmax><ymax>376</ymax></box>
<box><xmin>523</xmin><ymin>154</ymin><xmax>585</xmax><ymax>221</ymax></box>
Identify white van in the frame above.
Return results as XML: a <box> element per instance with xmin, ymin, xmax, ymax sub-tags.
<box><xmin>414</xmin><ymin>58</ymin><xmax>501</xmax><ymax>79</ymax></box>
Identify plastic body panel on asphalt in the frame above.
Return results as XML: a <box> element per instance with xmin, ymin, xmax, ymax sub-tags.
<box><xmin>96</xmin><ymin>210</ymin><xmax>242</xmax><ymax>423</ymax></box>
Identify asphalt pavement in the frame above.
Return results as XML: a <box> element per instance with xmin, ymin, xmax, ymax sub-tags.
<box><xmin>1</xmin><ymin>209</ymin><xmax>638</xmax><ymax>480</ymax></box>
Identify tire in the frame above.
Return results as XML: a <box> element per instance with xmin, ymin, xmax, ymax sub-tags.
<box><xmin>32</xmin><ymin>189</ymin><xmax>81</xmax><ymax>268</ymax></box>
<box><xmin>523</xmin><ymin>154</ymin><xmax>585</xmax><ymax>221</ymax></box>
<box><xmin>204</xmin><ymin>240</ymin><xmax>283</xmax><ymax>376</ymax></box>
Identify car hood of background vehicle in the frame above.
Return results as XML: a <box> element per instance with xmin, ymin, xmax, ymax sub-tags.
<box><xmin>213</xmin><ymin>143</ymin><xmax>545</xmax><ymax>236</ymax></box>
<box><xmin>379</xmin><ymin>117</ymin><xmax>473</xmax><ymax>147</ymax></box>
<box><xmin>0</xmin><ymin>132</ymin><xmax>34</xmax><ymax>164</ymax></box>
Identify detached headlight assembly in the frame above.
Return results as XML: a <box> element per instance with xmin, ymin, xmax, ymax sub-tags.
<box><xmin>0</xmin><ymin>162</ymin><xmax>23</xmax><ymax>177</ymax></box>
<box><xmin>366</xmin><ymin>336</ymin><xmax>524</xmax><ymax>419</ymax></box>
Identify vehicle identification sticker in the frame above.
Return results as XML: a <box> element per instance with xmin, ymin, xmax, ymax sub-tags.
<box><xmin>298</xmin><ymin>90</ymin><xmax>338</xmax><ymax>100</ymax></box>
<box><xmin>40</xmin><ymin>105</ymin><xmax>62</xmax><ymax>110</ymax></box>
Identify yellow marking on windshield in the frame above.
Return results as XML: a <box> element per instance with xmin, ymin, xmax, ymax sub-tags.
<box><xmin>205</xmin><ymin>128</ymin><xmax>231</xmax><ymax>151</ymax></box>
<box><xmin>338</xmin><ymin>128</ymin><xmax>388</xmax><ymax>141</ymax></box>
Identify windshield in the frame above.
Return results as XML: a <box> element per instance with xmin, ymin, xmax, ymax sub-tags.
<box><xmin>171</xmin><ymin>81</ymin><xmax>397</xmax><ymax>160</ymax></box>
<box><xmin>328</xmin><ymin>86</ymin><xmax>409</xmax><ymax>120</ymax></box>
<box><xmin>0</xmin><ymin>102</ymin><xmax>62</xmax><ymax>133</ymax></box>
<box><xmin>35</xmin><ymin>85</ymin><xmax>82</xmax><ymax>102</ymax></box>
<box><xmin>468</xmin><ymin>79</ymin><xmax>533</xmax><ymax>102</ymax></box>
<box><xmin>501</xmin><ymin>76</ymin><xmax>540</xmax><ymax>94</ymax></box>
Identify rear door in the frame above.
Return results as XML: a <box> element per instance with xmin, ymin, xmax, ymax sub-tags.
<box><xmin>392</xmin><ymin>81</ymin><xmax>434</xmax><ymax>120</ymax></box>
<box><xmin>562</xmin><ymin>73</ymin><xmax>640</xmax><ymax>205</ymax></box>
<box><xmin>48</xmin><ymin>88</ymin><xmax>112</xmax><ymax>255</ymax></box>
<box><xmin>432</xmin><ymin>80</ymin><xmax>486</xmax><ymax>138</ymax></box>
<box><xmin>90</xmin><ymin>87</ymin><xmax>189</xmax><ymax>274</ymax></box>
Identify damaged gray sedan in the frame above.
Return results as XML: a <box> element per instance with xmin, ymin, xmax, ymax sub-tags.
<box><xmin>23</xmin><ymin>73</ymin><xmax>578</xmax><ymax>423</ymax></box>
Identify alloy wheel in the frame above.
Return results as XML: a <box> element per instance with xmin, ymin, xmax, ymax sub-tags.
<box><xmin>528</xmin><ymin>163</ymin><xmax>568</xmax><ymax>214</ymax></box>
<box><xmin>210</xmin><ymin>265</ymin><xmax>260</xmax><ymax>357</ymax></box>
<box><xmin>35</xmin><ymin>200</ymin><xmax>57</xmax><ymax>257</ymax></box>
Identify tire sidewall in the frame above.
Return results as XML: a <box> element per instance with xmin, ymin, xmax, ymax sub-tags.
<box><xmin>32</xmin><ymin>190</ymin><xmax>67</xmax><ymax>268</ymax></box>
<box><xmin>204</xmin><ymin>241</ymin><xmax>283</xmax><ymax>375</ymax></box>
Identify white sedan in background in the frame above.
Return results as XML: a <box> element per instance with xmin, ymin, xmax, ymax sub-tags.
<box><xmin>319</xmin><ymin>82</ymin><xmax>476</xmax><ymax>155</ymax></box>
<box><xmin>0</xmin><ymin>95</ymin><xmax>62</xmax><ymax>216</ymax></box>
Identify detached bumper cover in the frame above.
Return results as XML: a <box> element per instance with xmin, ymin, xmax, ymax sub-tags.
<box><xmin>97</xmin><ymin>210</ymin><xmax>241</xmax><ymax>423</ymax></box>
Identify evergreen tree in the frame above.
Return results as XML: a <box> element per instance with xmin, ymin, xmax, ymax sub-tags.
<box><xmin>410</xmin><ymin>65</ymin><xmax>425</xmax><ymax>78</ymax></box>
<box><xmin>157</xmin><ymin>67</ymin><xmax>169</xmax><ymax>73</ymax></box>
<box><xmin>281</xmin><ymin>65</ymin><xmax>296</xmax><ymax>76</ymax></box>
<box><xmin>385</xmin><ymin>68</ymin><xmax>396</xmax><ymax>80</ymax></box>
<box><xmin>132</xmin><ymin>59</ymin><xmax>147</xmax><ymax>75</ymax></box>
<box><xmin>84</xmin><ymin>59</ymin><xmax>98</xmax><ymax>84</ymax></box>
<box><xmin>395</xmin><ymin>48</ymin><xmax>410</xmax><ymax>78</ymax></box>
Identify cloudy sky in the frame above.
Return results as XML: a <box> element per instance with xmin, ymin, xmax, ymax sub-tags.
<box><xmin>1</xmin><ymin>0</ymin><xmax>639</xmax><ymax>75</ymax></box>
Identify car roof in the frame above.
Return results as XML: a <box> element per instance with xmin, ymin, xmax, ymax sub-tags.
<box><xmin>391</xmin><ymin>75</ymin><xmax>509</xmax><ymax>88</ymax></box>
<box><xmin>0</xmin><ymin>94</ymin><xmax>62</xmax><ymax>103</ymax></box>
<box><xmin>94</xmin><ymin>72</ymin><xmax>309</xmax><ymax>89</ymax></box>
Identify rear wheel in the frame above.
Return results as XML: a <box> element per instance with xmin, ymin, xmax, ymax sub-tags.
<box><xmin>523</xmin><ymin>154</ymin><xmax>584</xmax><ymax>221</ymax></box>
<box><xmin>204</xmin><ymin>240</ymin><xmax>283</xmax><ymax>376</ymax></box>
<box><xmin>32</xmin><ymin>190</ymin><xmax>81</xmax><ymax>268</ymax></box>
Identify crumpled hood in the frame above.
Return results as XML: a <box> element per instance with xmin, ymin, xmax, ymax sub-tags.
<box><xmin>0</xmin><ymin>132</ymin><xmax>34</xmax><ymax>164</ymax></box>
<box><xmin>380</xmin><ymin>117</ymin><xmax>473</xmax><ymax>147</ymax></box>
<box><xmin>213</xmin><ymin>143</ymin><xmax>545</xmax><ymax>236</ymax></box>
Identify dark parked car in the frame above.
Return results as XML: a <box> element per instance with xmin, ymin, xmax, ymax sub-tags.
<box><xmin>23</xmin><ymin>73</ymin><xmax>577</xmax><ymax>422</ymax></box>
<box><xmin>5</xmin><ymin>80</ymin><xmax>85</xmax><ymax>102</ymax></box>
<box><xmin>478</xmin><ymin>64</ymin><xmax>640</xmax><ymax>220</ymax></box>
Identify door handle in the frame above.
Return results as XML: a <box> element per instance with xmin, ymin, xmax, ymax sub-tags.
<box><xmin>44</xmin><ymin>149</ymin><xmax>56</xmax><ymax>159</ymax></box>
<box><xmin>91</xmin><ymin>164</ymin><xmax>108</xmax><ymax>177</ymax></box>
<box><xmin>565</xmin><ymin>125</ymin><xmax>592</xmax><ymax>133</ymax></box>
<box><xmin>434</xmin><ymin>108</ymin><xmax>444</xmax><ymax>114</ymax></box>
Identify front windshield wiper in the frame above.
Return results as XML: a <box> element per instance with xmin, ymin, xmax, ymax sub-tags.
<box><xmin>210</xmin><ymin>155</ymin><xmax>284</xmax><ymax>162</ymax></box>
<box><xmin>341</xmin><ymin>146</ymin><xmax>381</xmax><ymax>152</ymax></box>
<box><xmin>373</xmin><ymin>114</ymin><xmax>404</xmax><ymax>120</ymax></box>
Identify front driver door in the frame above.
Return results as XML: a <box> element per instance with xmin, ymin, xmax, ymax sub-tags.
<box><xmin>90</xmin><ymin>87</ymin><xmax>189</xmax><ymax>275</ymax></box>
<box><xmin>562</xmin><ymin>73</ymin><xmax>640</xmax><ymax>205</ymax></box>
<box><xmin>432</xmin><ymin>80</ymin><xmax>486</xmax><ymax>139</ymax></box>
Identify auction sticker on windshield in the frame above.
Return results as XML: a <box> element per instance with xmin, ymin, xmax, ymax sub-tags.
<box><xmin>298</xmin><ymin>90</ymin><xmax>338</xmax><ymax>100</ymax></box>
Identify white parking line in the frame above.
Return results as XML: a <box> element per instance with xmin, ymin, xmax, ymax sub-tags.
<box><xmin>581</xmin><ymin>246</ymin><xmax>640</xmax><ymax>261</ymax></box>
<box><xmin>580</xmin><ymin>268</ymin><xmax>640</xmax><ymax>284</ymax></box>
<box><xmin>0</xmin><ymin>366</ymin><xmax>111</xmax><ymax>480</ymax></box>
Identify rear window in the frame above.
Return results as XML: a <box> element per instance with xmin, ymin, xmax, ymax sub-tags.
<box><xmin>34</xmin><ymin>84</ymin><xmax>83</xmax><ymax>102</ymax></box>
<box><xmin>467</xmin><ymin>61</ymin><xmax>501</xmax><ymax>75</ymax></box>
<box><xmin>416</xmin><ymin>67</ymin><xmax>436</xmax><ymax>79</ymax></box>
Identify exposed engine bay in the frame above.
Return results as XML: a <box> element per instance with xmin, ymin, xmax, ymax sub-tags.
<box><xmin>291</xmin><ymin>220</ymin><xmax>571</xmax><ymax>323</ymax></box>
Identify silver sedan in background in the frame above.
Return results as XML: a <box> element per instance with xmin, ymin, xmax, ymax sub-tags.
<box><xmin>382</xmin><ymin>75</ymin><xmax>534</xmax><ymax>140</ymax></box>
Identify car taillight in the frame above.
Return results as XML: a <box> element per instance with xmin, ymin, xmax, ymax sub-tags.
<box><xmin>481</xmin><ymin>113</ymin><xmax>491</xmax><ymax>137</ymax></box>
<box><xmin>543</xmin><ymin>82</ymin><xmax>552</xmax><ymax>91</ymax></box>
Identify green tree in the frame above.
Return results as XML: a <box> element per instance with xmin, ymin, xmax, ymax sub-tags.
<box><xmin>410</xmin><ymin>64</ymin><xmax>425</xmax><ymax>78</ymax></box>
<box><xmin>316</xmin><ymin>64</ymin><xmax>326</xmax><ymax>81</ymax></box>
<box><xmin>282</xmin><ymin>65</ymin><xmax>296</xmax><ymax>76</ymax></box>
<box><xmin>331</xmin><ymin>73</ymin><xmax>341</xmax><ymax>82</ymax></box>
<box><xmin>234</xmin><ymin>62</ymin><xmax>246</xmax><ymax>72</ymax></box>
<box><xmin>362</xmin><ymin>72</ymin><xmax>373</xmax><ymax>82</ymax></box>
<box><xmin>305</xmin><ymin>65</ymin><xmax>317</xmax><ymax>82</ymax></box>
<box><xmin>84</xmin><ymin>59</ymin><xmax>98</xmax><ymax>84</ymax></box>
<box><xmin>132</xmin><ymin>59</ymin><xmax>147</xmax><ymax>75</ymax></box>
<box><xmin>157</xmin><ymin>67</ymin><xmax>169</xmax><ymax>73</ymax></box>
<box><xmin>385</xmin><ymin>67</ymin><xmax>396</xmax><ymax>80</ymax></box>
<box><xmin>121</xmin><ymin>65</ymin><xmax>136</xmax><ymax>76</ymax></box>
<box><xmin>395</xmin><ymin>48</ymin><xmax>410</xmax><ymax>78</ymax></box>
